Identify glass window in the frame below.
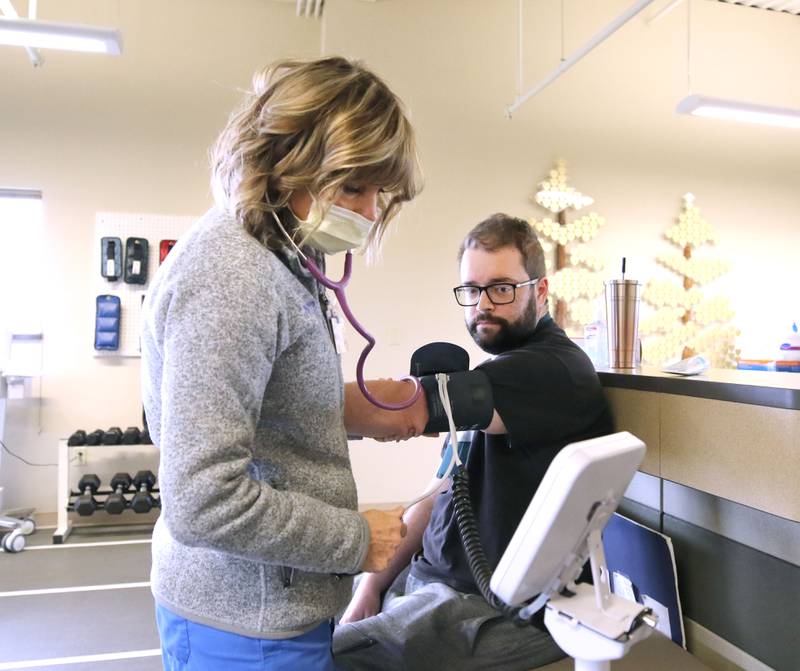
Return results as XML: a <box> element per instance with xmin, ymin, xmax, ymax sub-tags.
<box><xmin>0</xmin><ymin>189</ymin><xmax>44</xmax><ymax>361</ymax></box>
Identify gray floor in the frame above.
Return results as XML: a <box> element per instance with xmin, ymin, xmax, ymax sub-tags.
<box><xmin>0</xmin><ymin>526</ymin><xmax>162</xmax><ymax>671</ymax></box>
<box><xmin>2</xmin><ymin>527</ymin><xmax>714</xmax><ymax>671</ymax></box>
<box><xmin>540</xmin><ymin>630</ymin><xmax>713</xmax><ymax>671</ymax></box>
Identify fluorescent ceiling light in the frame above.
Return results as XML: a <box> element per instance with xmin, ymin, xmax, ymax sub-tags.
<box><xmin>676</xmin><ymin>94</ymin><xmax>800</xmax><ymax>130</ymax></box>
<box><xmin>0</xmin><ymin>17</ymin><xmax>122</xmax><ymax>55</ymax></box>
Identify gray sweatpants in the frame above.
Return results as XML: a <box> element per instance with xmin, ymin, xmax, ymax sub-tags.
<box><xmin>332</xmin><ymin>566</ymin><xmax>565</xmax><ymax>671</ymax></box>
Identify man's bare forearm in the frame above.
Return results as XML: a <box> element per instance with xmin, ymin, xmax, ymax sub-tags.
<box><xmin>344</xmin><ymin>379</ymin><xmax>429</xmax><ymax>439</ymax></box>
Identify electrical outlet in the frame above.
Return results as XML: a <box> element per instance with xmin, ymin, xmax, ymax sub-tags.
<box><xmin>75</xmin><ymin>448</ymin><xmax>87</xmax><ymax>465</ymax></box>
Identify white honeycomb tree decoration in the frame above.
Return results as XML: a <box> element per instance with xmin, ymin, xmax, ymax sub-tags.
<box><xmin>640</xmin><ymin>193</ymin><xmax>739</xmax><ymax>368</ymax></box>
<box><xmin>530</xmin><ymin>159</ymin><xmax>606</xmax><ymax>331</ymax></box>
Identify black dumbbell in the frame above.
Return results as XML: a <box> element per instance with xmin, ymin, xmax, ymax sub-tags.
<box><xmin>102</xmin><ymin>427</ymin><xmax>123</xmax><ymax>445</ymax></box>
<box><xmin>105</xmin><ymin>472</ymin><xmax>133</xmax><ymax>515</ymax></box>
<box><xmin>122</xmin><ymin>427</ymin><xmax>141</xmax><ymax>444</ymax></box>
<box><xmin>139</xmin><ymin>427</ymin><xmax>152</xmax><ymax>445</ymax></box>
<box><xmin>131</xmin><ymin>470</ymin><xmax>158</xmax><ymax>513</ymax></box>
<box><xmin>74</xmin><ymin>474</ymin><xmax>101</xmax><ymax>516</ymax></box>
<box><xmin>68</xmin><ymin>430</ymin><xmax>87</xmax><ymax>446</ymax></box>
<box><xmin>85</xmin><ymin>429</ymin><xmax>104</xmax><ymax>446</ymax></box>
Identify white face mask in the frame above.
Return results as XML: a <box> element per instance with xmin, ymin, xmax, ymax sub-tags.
<box><xmin>292</xmin><ymin>203</ymin><xmax>374</xmax><ymax>255</ymax></box>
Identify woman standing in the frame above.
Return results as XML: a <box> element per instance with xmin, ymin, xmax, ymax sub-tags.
<box><xmin>141</xmin><ymin>57</ymin><xmax>422</xmax><ymax>670</ymax></box>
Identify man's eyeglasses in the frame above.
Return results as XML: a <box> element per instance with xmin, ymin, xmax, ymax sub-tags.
<box><xmin>453</xmin><ymin>278</ymin><xmax>538</xmax><ymax>307</ymax></box>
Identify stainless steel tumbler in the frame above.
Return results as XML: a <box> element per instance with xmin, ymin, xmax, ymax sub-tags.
<box><xmin>605</xmin><ymin>280</ymin><xmax>641</xmax><ymax>369</ymax></box>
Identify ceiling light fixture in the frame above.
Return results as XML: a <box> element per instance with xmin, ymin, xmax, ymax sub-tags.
<box><xmin>0</xmin><ymin>0</ymin><xmax>42</xmax><ymax>65</ymax></box>
<box><xmin>676</xmin><ymin>94</ymin><xmax>800</xmax><ymax>129</ymax></box>
<box><xmin>673</xmin><ymin>0</ymin><xmax>798</xmax><ymax>130</ymax></box>
<box><xmin>0</xmin><ymin>16</ymin><xmax>122</xmax><ymax>55</ymax></box>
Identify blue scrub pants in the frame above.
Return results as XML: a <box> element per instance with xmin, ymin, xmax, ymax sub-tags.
<box><xmin>156</xmin><ymin>603</ymin><xmax>336</xmax><ymax>671</ymax></box>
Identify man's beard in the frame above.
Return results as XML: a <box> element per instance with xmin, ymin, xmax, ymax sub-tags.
<box><xmin>467</xmin><ymin>299</ymin><xmax>538</xmax><ymax>355</ymax></box>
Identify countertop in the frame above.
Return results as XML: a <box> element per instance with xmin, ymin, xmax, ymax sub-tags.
<box><xmin>597</xmin><ymin>366</ymin><xmax>800</xmax><ymax>410</ymax></box>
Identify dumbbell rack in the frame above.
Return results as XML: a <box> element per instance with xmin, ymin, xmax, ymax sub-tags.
<box><xmin>54</xmin><ymin>439</ymin><xmax>160</xmax><ymax>544</ymax></box>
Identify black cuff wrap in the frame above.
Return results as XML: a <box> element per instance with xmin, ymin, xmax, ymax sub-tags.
<box><xmin>421</xmin><ymin>370</ymin><xmax>494</xmax><ymax>434</ymax></box>
<box><xmin>410</xmin><ymin>342</ymin><xmax>470</xmax><ymax>376</ymax></box>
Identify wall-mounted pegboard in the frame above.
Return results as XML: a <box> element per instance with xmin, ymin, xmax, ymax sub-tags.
<box><xmin>93</xmin><ymin>212</ymin><xmax>196</xmax><ymax>358</ymax></box>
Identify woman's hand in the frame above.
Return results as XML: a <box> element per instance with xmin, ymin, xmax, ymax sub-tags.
<box><xmin>374</xmin><ymin>432</ymin><xmax>440</xmax><ymax>443</ymax></box>
<box><xmin>344</xmin><ymin>380</ymin><xmax>429</xmax><ymax>440</ymax></box>
<box><xmin>360</xmin><ymin>506</ymin><xmax>406</xmax><ymax>572</ymax></box>
<box><xmin>374</xmin><ymin>433</ymin><xmax>412</xmax><ymax>443</ymax></box>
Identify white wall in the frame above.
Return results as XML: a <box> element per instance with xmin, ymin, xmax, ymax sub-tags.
<box><xmin>1</xmin><ymin>0</ymin><xmax>798</xmax><ymax>511</ymax></box>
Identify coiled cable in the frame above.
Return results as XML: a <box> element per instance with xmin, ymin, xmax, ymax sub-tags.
<box><xmin>452</xmin><ymin>466</ymin><xmax>539</xmax><ymax>626</ymax></box>
<box><xmin>411</xmin><ymin>373</ymin><xmax>539</xmax><ymax>625</ymax></box>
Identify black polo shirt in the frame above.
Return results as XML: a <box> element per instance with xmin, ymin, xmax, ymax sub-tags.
<box><xmin>411</xmin><ymin>314</ymin><xmax>614</xmax><ymax>593</ymax></box>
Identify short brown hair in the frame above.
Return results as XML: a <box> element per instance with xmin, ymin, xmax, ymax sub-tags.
<box><xmin>458</xmin><ymin>213</ymin><xmax>546</xmax><ymax>280</ymax></box>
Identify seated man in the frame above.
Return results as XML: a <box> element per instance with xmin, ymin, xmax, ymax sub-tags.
<box><xmin>335</xmin><ymin>213</ymin><xmax>614</xmax><ymax>671</ymax></box>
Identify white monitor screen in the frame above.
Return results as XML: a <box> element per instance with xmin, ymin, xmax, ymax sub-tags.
<box><xmin>490</xmin><ymin>431</ymin><xmax>645</xmax><ymax>606</ymax></box>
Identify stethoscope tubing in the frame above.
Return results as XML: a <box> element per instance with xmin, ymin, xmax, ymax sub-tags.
<box><xmin>303</xmin><ymin>252</ymin><xmax>422</xmax><ymax>411</ymax></box>
<box><xmin>271</xmin><ymin>209</ymin><xmax>421</xmax><ymax>411</ymax></box>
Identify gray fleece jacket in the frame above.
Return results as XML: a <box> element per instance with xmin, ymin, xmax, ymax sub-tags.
<box><xmin>141</xmin><ymin>207</ymin><xmax>369</xmax><ymax>638</ymax></box>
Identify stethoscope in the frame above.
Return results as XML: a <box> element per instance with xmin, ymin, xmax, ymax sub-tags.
<box><xmin>272</xmin><ymin>211</ymin><xmax>422</xmax><ymax>411</ymax></box>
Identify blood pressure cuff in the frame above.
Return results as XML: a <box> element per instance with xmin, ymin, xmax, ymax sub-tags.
<box><xmin>410</xmin><ymin>342</ymin><xmax>469</xmax><ymax>377</ymax></box>
<box><xmin>420</xmin><ymin>370</ymin><xmax>494</xmax><ymax>434</ymax></box>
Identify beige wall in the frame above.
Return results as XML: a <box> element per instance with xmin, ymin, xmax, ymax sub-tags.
<box><xmin>1</xmin><ymin>0</ymin><xmax>799</xmax><ymax>512</ymax></box>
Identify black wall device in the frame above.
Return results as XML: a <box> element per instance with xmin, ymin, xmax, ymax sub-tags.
<box><xmin>124</xmin><ymin>237</ymin><xmax>149</xmax><ymax>284</ymax></box>
<box><xmin>100</xmin><ymin>237</ymin><xmax>122</xmax><ymax>281</ymax></box>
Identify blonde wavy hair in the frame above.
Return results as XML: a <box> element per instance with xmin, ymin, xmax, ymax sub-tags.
<box><xmin>211</xmin><ymin>56</ymin><xmax>422</xmax><ymax>252</ymax></box>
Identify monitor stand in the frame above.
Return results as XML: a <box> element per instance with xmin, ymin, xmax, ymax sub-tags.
<box><xmin>543</xmin><ymin>528</ymin><xmax>657</xmax><ymax>671</ymax></box>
